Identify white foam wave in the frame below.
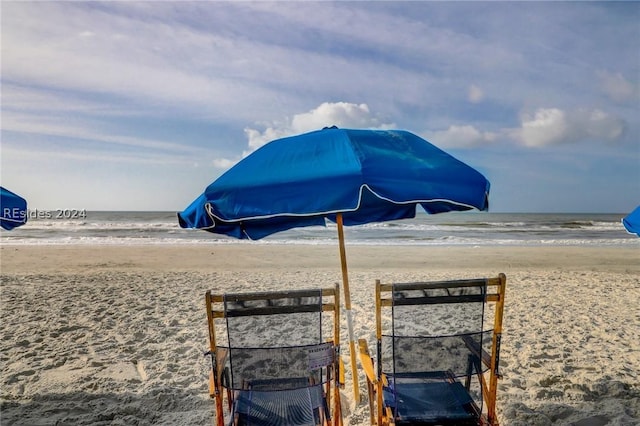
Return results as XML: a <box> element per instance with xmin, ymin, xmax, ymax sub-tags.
<box><xmin>1</xmin><ymin>235</ymin><xmax>637</xmax><ymax>247</ymax></box>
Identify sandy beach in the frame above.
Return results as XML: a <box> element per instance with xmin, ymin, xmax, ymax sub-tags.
<box><xmin>1</xmin><ymin>244</ymin><xmax>639</xmax><ymax>425</ymax></box>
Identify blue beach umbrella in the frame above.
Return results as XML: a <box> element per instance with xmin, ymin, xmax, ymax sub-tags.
<box><xmin>622</xmin><ymin>205</ymin><xmax>640</xmax><ymax>237</ymax></box>
<box><xmin>178</xmin><ymin>127</ymin><xmax>490</xmax><ymax>400</ymax></box>
<box><xmin>1</xmin><ymin>186</ymin><xmax>28</xmax><ymax>231</ymax></box>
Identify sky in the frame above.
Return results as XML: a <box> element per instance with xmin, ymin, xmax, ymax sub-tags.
<box><xmin>1</xmin><ymin>1</ymin><xmax>639</xmax><ymax>213</ymax></box>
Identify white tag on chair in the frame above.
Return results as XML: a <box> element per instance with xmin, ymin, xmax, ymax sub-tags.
<box><xmin>307</xmin><ymin>342</ymin><xmax>334</xmax><ymax>370</ymax></box>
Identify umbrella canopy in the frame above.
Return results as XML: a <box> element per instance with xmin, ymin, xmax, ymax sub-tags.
<box><xmin>178</xmin><ymin>127</ymin><xmax>490</xmax><ymax>402</ymax></box>
<box><xmin>178</xmin><ymin>127</ymin><xmax>489</xmax><ymax>237</ymax></box>
<box><xmin>622</xmin><ymin>205</ymin><xmax>640</xmax><ymax>236</ymax></box>
<box><xmin>1</xmin><ymin>186</ymin><xmax>28</xmax><ymax>231</ymax></box>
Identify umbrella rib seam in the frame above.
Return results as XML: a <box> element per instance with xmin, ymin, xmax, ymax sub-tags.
<box><xmin>204</xmin><ymin>184</ymin><xmax>482</xmax><ymax>226</ymax></box>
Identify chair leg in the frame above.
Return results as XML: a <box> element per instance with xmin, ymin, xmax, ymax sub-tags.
<box><xmin>334</xmin><ymin>386</ymin><xmax>342</xmax><ymax>426</ymax></box>
<box><xmin>363</xmin><ymin>377</ymin><xmax>374</xmax><ymax>425</ymax></box>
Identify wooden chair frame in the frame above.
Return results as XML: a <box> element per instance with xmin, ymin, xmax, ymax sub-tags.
<box><xmin>205</xmin><ymin>285</ymin><xmax>343</xmax><ymax>426</ymax></box>
<box><xmin>359</xmin><ymin>274</ymin><xmax>506</xmax><ymax>426</ymax></box>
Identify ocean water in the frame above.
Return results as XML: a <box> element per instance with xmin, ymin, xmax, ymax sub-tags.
<box><xmin>0</xmin><ymin>211</ymin><xmax>637</xmax><ymax>247</ymax></box>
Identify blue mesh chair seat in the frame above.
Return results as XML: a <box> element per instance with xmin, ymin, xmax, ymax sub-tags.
<box><xmin>234</xmin><ymin>379</ymin><xmax>324</xmax><ymax>426</ymax></box>
<box><xmin>383</xmin><ymin>377</ymin><xmax>478</xmax><ymax>425</ymax></box>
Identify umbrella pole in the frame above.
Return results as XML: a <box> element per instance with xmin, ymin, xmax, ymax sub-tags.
<box><xmin>336</xmin><ymin>213</ymin><xmax>360</xmax><ymax>403</ymax></box>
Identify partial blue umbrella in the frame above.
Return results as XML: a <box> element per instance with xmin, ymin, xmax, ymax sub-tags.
<box><xmin>1</xmin><ymin>186</ymin><xmax>28</xmax><ymax>231</ymax></box>
<box><xmin>178</xmin><ymin>127</ymin><xmax>490</xmax><ymax>400</ymax></box>
<box><xmin>622</xmin><ymin>205</ymin><xmax>640</xmax><ymax>237</ymax></box>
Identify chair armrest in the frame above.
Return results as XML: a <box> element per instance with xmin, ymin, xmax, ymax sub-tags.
<box><xmin>461</xmin><ymin>335</ymin><xmax>491</xmax><ymax>369</ymax></box>
<box><xmin>207</xmin><ymin>347</ymin><xmax>229</xmax><ymax>398</ymax></box>
<box><xmin>209</xmin><ymin>369</ymin><xmax>216</xmax><ymax>398</ymax></box>
<box><xmin>358</xmin><ymin>339</ymin><xmax>377</xmax><ymax>385</ymax></box>
<box><xmin>216</xmin><ymin>347</ymin><xmax>229</xmax><ymax>384</ymax></box>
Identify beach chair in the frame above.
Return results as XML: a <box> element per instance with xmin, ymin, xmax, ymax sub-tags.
<box><xmin>359</xmin><ymin>274</ymin><xmax>506</xmax><ymax>426</ymax></box>
<box><xmin>205</xmin><ymin>285</ymin><xmax>343</xmax><ymax>426</ymax></box>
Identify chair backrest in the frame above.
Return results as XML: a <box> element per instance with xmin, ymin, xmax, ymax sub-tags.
<box><xmin>381</xmin><ymin>278</ymin><xmax>488</xmax><ymax>377</ymax></box>
<box><xmin>206</xmin><ymin>285</ymin><xmax>340</xmax><ymax>391</ymax></box>
<box><xmin>375</xmin><ymin>274</ymin><xmax>506</xmax><ymax>422</ymax></box>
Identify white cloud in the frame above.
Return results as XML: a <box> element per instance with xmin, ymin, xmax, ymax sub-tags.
<box><xmin>212</xmin><ymin>158</ymin><xmax>237</xmax><ymax>170</ymax></box>
<box><xmin>423</xmin><ymin>125</ymin><xmax>497</xmax><ymax>149</ymax></box>
<box><xmin>518</xmin><ymin>108</ymin><xmax>569</xmax><ymax>147</ymax></box>
<box><xmin>0</xmin><ymin>3</ymin><xmax>308</xmax><ymax>123</ymax></box>
<box><xmin>2</xmin><ymin>111</ymin><xmax>195</xmax><ymax>154</ymax></box>
<box><xmin>1</xmin><ymin>143</ymin><xmax>192</xmax><ymax>166</ymax></box>
<box><xmin>515</xmin><ymin>107</ymin><xmax>625</xmax><ymax>147</ymax></box>
<box><xmin>291</xmin><ymin>102</ymin><xmax>395</xmax><ymax>133</ymax></box>
<box><xmin>426</xmin><ymin>107</ymin><xmax>626</xmax><ymax>149</ymax></box>
<box><xmin>245</xmin><ymin>126</ymin><xmax>290</xmax><ymax>153</ymax></box>
<box><xmin>598</xmin><ymin>71</ymin><xmax>637</xmax><ymax>103</ymax></box>
<box><xmin>581</xmin><ymin>109</ymin><xmax>626</xmax><ymax>141</ymax></box>
<box><xmin>468</xmin><ymin>84</ymin><xmax>484</xmax><ymax>103</ymax></box>
<box><xmin>205</xmin><ymin>102</ymin><xmax>398</xmax><ymax>168</ymax></box>
<box><xmin>243</xmin><ymin>102</ymin><xmax>396</xmax><ymax>153</ymax></box>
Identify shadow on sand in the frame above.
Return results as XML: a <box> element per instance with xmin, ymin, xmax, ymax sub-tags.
<box><xmin>0</xmin><ymin>388</ymin><xmax>213</xmax><ymax>426</ymax></box>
